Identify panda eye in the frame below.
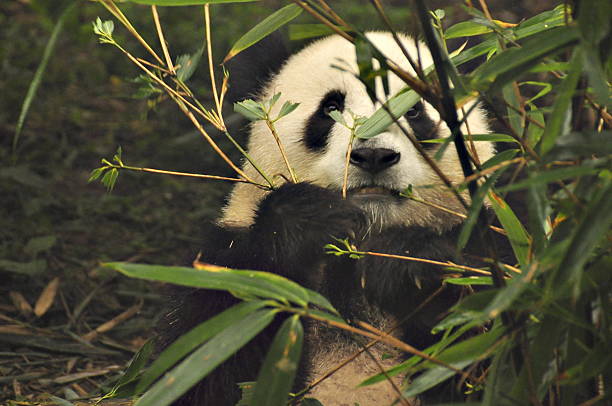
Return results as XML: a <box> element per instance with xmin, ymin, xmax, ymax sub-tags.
<box><xmin>405</xmin><ymin>101</ymin><xmax>424</xmax><ymax>120</ymax></box>
<box><xmin>319</xmin><ymin>90</ymin><xmax>345</xmax><ymax>118</ymax></box>
<box><xmin>323</xmin><ymin>101</ymin><xmax>341</xmax><ymax>116</ymax></box>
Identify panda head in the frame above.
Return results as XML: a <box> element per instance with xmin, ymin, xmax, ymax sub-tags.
<box><xmin>221</xmin><ymin>32</ymin><xmax>494</xmax><ymax>232</ymax></box>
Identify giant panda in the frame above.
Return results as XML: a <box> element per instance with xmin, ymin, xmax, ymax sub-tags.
<box><xmin>159</xmin><ymin>32</ymin><xmax>497</xmax><ymax>406</ymax></box>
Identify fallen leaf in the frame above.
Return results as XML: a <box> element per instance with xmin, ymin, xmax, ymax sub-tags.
<box><xmin>34</xmin><ymin>277</ymin><xmax>61</xmax><ymax>317</ymax></box>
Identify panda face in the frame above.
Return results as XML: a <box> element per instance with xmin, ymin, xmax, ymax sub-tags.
<box><xmin>222</xmin><ymin>32</ymin><xmax>493</xmax><ymax>231</ymax></box>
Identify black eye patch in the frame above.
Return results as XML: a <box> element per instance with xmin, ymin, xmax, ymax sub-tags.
<box><xmin>404</xmin><ymin>101</ymin><xmax>438</xmax><ymax>145</ymax></box>
<box><xmin>304</xmin><ymin>90</ymin><xmax>346</xmax><ymax>151</ymax></box>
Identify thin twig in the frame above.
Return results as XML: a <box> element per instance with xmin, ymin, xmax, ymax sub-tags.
<box><xmin>151</xmin><ymin>5</ymin><xmax>175</xmax><ymax>74</ymax></box>
<box><xmin>203</xmin><ymin>5</ymin><xmax>223</xmax><ymax>126</ymax></box>
<box><xmin>295</xmin><ymin>287</ymin><xmax>446</xmax><ymax>399</ymax></box>
<box><xmin>369</xmin><ymin>0</ymin><xmax>426</xmax><ymax>81</ymax></box>
<box><xmin>405</xmin><ymin>194</ymin><xmax>508</xmax><ymax>236</ymax></box>
<box><xmin>265</xmin><ymin>120</ymin><xmax>298</xmax><ymax>183</ymax></box>
<box><xmin>98</xmin><ymin>0</ymin><xmax>164</xmax><ymax>66</ymax></box>
<box><xmin>315</xmin><ymin>0</ymin><xmax>350</xmax><ymax>28</ymax></box>
<box><xmin>292</xmin><ymin>0</ymin><xmax>353</xmax><ymax>41</ymax></box>
<box><xmin>342</xmin><ymin>132</ymin><xmax>355</xmax><ymax>199</ymax></box>
<box><xmin>290</xmin><ymin>308</ymin><xmax>472</xmax><ymax>380</ymax></box>
<box><xmin>109</xmin><ymin>164</ymin><xmax>256</xmax><ymax>185</ymax></box>
<box><xmin>362</xmin><ymin>250</ymin><xmax>493</xmax><ymax>275</ymax></box>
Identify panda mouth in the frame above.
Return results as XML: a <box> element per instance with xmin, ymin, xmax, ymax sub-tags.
<box><xmin>350</xmin><ymin>186</ymin><xmax>400</xmax><ymax>197</ymax></box>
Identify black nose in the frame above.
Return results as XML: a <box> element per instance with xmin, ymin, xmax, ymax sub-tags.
<box><xmin>350</xmin><ymin>148</ymin><xmax>401</xmax><ymax>174</ymax></box>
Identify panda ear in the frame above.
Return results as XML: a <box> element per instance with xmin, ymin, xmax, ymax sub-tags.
<box><xmin>224</xmin><ymin>31</ymin><xmax>290</xmax><ymax>104</ymax></box>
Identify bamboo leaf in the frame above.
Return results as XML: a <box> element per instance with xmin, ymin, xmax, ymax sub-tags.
<box><xmin>445</xmin><ymin>277</ymin><xmax>493</xmax><ymax>286</ymax></box>
<box><xmin>13</xmin><ymin>2</ymin><xmax>77</xmax><ymax>154</ymax></box>
<box><xmin>134</xmin><ymin>309</ymin><xmax>276</xmax><ymax>406</ymax></box>
<box><xmin>488</xmin><ymin>190</ymin><xmax>530</xmax><ymax>269</ymax></box>
<box><xmin>224</xmin><ymin>4</ymin><xmax>302</xmax><ymax>63</ymax></box>
<box><xmin>289</xmin><ymin>24</ymin><xmax>343</xmax><ymax>41</ymax></box>
<box><xmin>276</xmin><ymin>101</ymin><xmax>300</xmax><ymax>120</ymax></box>
<box><xmin>355</xmin><ymin>89</ymin><xmax>420</xmax><ymax>139</ymax></box>
<box><xmin>445</xmin><ymin>21</ymin><xmax>493</xmax><ymax>39</ymax></box>
<box><xmin>551</xmin><ymin>179</ymin><xmax>612</xmax><ymax>299</ymax></box>
<box><xmin>539</xmin><ymin>50</ymin><xmax>583</xmax><ymax>155</ymax></box>
<box><xmin>106</xmin><ymin>340</ymin><xmax>154</xmax><ymax>397</ymax></box>
<box><xmin>251</xmin><ymin>316</ymin><xmax>303</xmax><ymax>406</ymax></box>
<box><xmin>175</xmin><ymin>47</ymin><xmax>204</xmax><ymax>82</ymax></box>
<box><xmin>136</xmin><ymin>301</ymin><xmax>267</xmax><ymax>393</ymax></box>
<box><xmin>470</xmin><ymin>26</ymin><xmax>579</xmax><ymax>92</ymax></box>
<box><xmin>402</xmin><ymin>327</ymin><xmax>503</xmax><ymax>397</ymax></box>
<box><xmin>105</xmin><ymin>262</ymin><xmax>310</xmax><ymax>307</ymax></box>
<box><xmin>235</xmin><ymin>99</ymin><xmax>266</xmax><ymax>121</ymax></box>
<box><xmin>497</xmin><ymin>165</ymin><xmax>601</xmax><ymax>193</ymax></box>
<box><xmin>457</xmin><ymin>168</ymin><xmax>504</xmax><ymax>250</ymax></box>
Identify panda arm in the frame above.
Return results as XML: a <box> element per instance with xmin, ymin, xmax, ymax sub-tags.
<box><xmin>357</xmin><ymin>225</ymin><xmax>461</xmax><ymax>313</ymax></box>
<box><xmin>203</xmin><ymin>182</ymin><xmax>366</xmax><ymax>286</ymax></box>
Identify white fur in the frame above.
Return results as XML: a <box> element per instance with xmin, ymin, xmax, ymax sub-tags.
<box><xmin>221</xmin><ymin>32</ymin><xmax>494</xmax><ymax>231</ymax></box>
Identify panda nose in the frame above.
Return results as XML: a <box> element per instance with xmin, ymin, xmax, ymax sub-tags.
<box><xmin>350</xmin><ymin>148</ymin><xmax>401</xmax><ymax>174</ymax></box>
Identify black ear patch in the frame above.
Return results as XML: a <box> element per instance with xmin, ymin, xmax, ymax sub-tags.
<box><xmin>304</xmin><ymin>90</ymin><xmax>346</xmax><ymax>151</ymax></box>
<box><xmin>224</xmin><ymin>32</ymin><xmax>290</xmax><ymax>103</ymax></box>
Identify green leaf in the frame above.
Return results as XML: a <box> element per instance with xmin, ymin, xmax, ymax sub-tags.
<box><xmin>105</xmin><ymin>263</ymin><xmax>310</xmax><ymax>307</ymax></box>
<box><xmin>0</xmin><ymin>259</ymin><xmax>46</xmax><ymax>275</ymax></box>
<box><xmin>101</xmin><ymin>167</ymin><xmax>119</xmax><ymax>192</ymax></box>
<box><xmin>24</xmin><ymin>235</ymin><xmax>57</xmax><ymax>257</ymax></box>
<box><xmin>289</xmin><ymin>24</ymin><xmax>343</xmax><ymax>41</ymax></box>
<box><xmin>450</xmin><ymin>5</ymin><xmax>566</xmax><ymax>69</ymax></box>
<box><xmin>545</xmin><ymin>131</ymin><xmax>612</xmax><ymax>161</ymax></box>
<box><xmin>551</xmin><ymin>179</ymin><xmax>612</xmax><ymax>299</ymax></box>
<box><xmin>305</xmin><ymin>291</ymin><xmax>339</xmax><ymax>315</ymax></box>
<box><xmin>445</xmin><ymin>21</ymin><xmax>493</xmax><ymax>39</ymax></box>
<box><xmin>134</xmin><ymin>309</ymin><xmax>276</xmax><ymax>406</ymax></box>
<box><xmin>497</xmin><ymin>165</ymin><xmax>601</xmax><ymax>193</ymax></box>
<box><xmin>175</xmin><ymin>47</ymin><xmax>204</xmax><ymax>82</ymax></box>
<box><xmin>327</xmin><ymin>109</ymin><xmax>345</xmax><ymax>126</ymax></box>
<box><xmin>488</xmin><ymin>190</ymin><xmax>530</xmax><ymax>269</ymax></box>
<box><xmin>457</xmin><ymin>170</ymin><xmax>503</xmax><ymax>250</ymax></box>
<box><xmin>525</xmin><ymin>107</ymin><xmax>545</xmax><ymax>148</ymax></box>
<box><xmin>481</xmin><ymin>149</ymin><xmax>518</xmax><ymax>170</ymax></box>
<box><xmin>502</xmin><ymin>83</ymin><xmax>523</xmax><ymax>136</ymax></box>
<box><xmin>47</xmin><ymin>397</ymin><xmax>75</xmax><ymax>406</ymax></box>
<box><xmin>234</xmin><ymin>99</ymin><xmax>266</xmax><ymax>121</ymax></box>
<box><xmin>470</xmin><ymin>26</ymin><xmax>579</xmax><ymax>92</ymax></box>
<box><xmin>445</xmin><ymin>277</ymin><xmax>493</xmax><ymax>286</ymax></box>
<box><xmin>355</xmin><ymin>89</ymin><xmax>420</xmax><ymax>139</ymax></box>
<box><xmin>88</xmin><ymin>167</ymin><xmax>107</xmax><ymax>183</ymax></box>
<box><xmin>577</xmin><ymin>0</ymin><xmax>611</xmax><ymax>107</ymax></box>
<box><xmin>224</xmin><ymin>4</ymin><xmax>302</xmax><ymax>63</ymax></box>
<box><xmin>105</xmin><ymin>340</ymin><xmax>154</xmax><ymax>398</ymax></box>
<box><xmin>137</xmin><ymin>301</ymin><xmax>266</xmax><ymax>393</ymax></box>
<box><xmin>482</xmin><ymin>272</ymin><xmax>534</xmax><ymax>320</ymax></box>
<box><xmin>422</xmin><ymin>133</ymin><xmax>518</xmax><ymax>144</ymax></box>
<box><xmin>539</xmin><ymin>50</ymin><xmax>583</xmax><ymax>155</ymax></box>
<box><xmin>276</xmin><ymin>101</ymin><xmax>300</xmax><ymax>121</ymax></box>
<box><xmin>402</xmin><ymin>327</ymin><xmax>504</xmax><ymax>397</ymax></box>
<box><xmin>13</xmin><ymin>2</ymin><xmax>77</xmax><ymax>154</ymax></box>
<box><xmin>128</xmin><ymin>0</ymin><xmax>258</xmax><ymax>5</ymax></box>
<box><xmin>251</xmin><ymin>316</ymin><xmax>303</xmax><ymax>406</ymax></box>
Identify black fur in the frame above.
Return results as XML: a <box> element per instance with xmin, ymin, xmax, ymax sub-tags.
<box><xmin>304</xmin><ymin>90</ymin><xmax>346</xmax><ymax>151</ymax></box>
<box><xmin>159</xmin><ymin>183</ymin><xmax>478</xmax><ymax>405</ymax></box>
<box><xmin>225</xmin><ymin>32</ymin><xmax>290</xmax><ymax>103</ymax></box>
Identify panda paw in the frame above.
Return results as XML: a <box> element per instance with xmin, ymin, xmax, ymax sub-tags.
<box><xmin>252</xmin><ymin>182</ymin><xmax>367</xmax><ymax>253</ymax></box>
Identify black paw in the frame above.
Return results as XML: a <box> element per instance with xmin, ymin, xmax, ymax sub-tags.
<box><xmin>252</xmin><ymin>182</ymin><xmax>367</xmax><ymax>262</ymax></box>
